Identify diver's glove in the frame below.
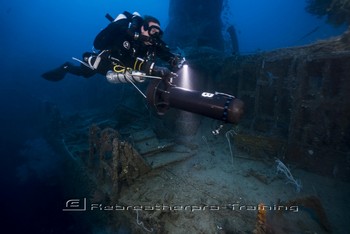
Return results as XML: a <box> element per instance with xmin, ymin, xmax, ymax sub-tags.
<box><xmin>169</xmin><ymin>57</ymin><xmax>179</xmax><ymax>69</ymax></box>
<box><xmin>152</xmin><ymin>65</ymin><xmax>178</xmax><ymax>84</ymax></box>
<box><xmin>151</xmin><ymin>65</ymin><xmax>171</xmax><ymax>77</ymax></box>
<box><xmin>169</xmin><ymin>56</ymin><xmax>186</xmax><ymax>71</ymax></box>
<box><xmin>141</xmin><ymin>61</ymin><xmax>177</xmax><ymax>80</ymax></box>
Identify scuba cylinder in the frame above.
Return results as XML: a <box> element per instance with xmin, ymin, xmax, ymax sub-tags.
<box><xmin>106</xmin><ymin>70</ymin><xmax>146</xmax><ymax>84</ymax></box>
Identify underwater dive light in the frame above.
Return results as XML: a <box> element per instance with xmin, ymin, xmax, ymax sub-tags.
<box><xmin>146</xmin><ymin>80</ymin><xmax>244</xmax><ymax>124</ymax></box>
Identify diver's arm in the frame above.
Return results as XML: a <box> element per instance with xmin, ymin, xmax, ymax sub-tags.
<box><xmin>157</xmin><ymin>46</ymin><xmax>182</xmax><ymax>72</ymax></box>
<box><xmin>125</xmin><ymin>57</ymin><xmax>171</xmax><ymax>78</ymax></box>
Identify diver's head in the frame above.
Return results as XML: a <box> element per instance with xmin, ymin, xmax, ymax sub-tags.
<box><xmin>141</xmin><ymin>16</ymin><xmax>163</xmax><ymax>45</ymax></box>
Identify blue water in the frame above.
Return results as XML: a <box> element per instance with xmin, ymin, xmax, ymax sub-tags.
<box><xmin>0</xmin><ymin>0</ymin><xmax>347</xmax><ymax>233</ymax></box>
<box><xmin>226</xmin><ymin>0</ymin><xmax>346</xmax><ymax>52</ymax></box>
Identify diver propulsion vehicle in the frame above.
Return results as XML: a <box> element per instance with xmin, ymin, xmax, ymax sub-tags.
<box><xmin>146</xmin><ymin>81</ymin><xmax>244</xmax><ymax>124</ymax></box>
<box><xmin>106</xmin><ymin>70</ymin><xmax>244</xmax><ymax>124</ymax></box>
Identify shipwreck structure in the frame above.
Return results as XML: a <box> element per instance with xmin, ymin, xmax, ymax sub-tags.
<box><xmin>219</xmin><ymin>30</ymin><xmax>350</xmax><ymax>181</ymax></box>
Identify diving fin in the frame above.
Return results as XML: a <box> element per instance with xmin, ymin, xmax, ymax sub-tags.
<box><xmin>41</xmin><ymin>62</ymin><xmax>71</xmax><ymax>81</ymax></box>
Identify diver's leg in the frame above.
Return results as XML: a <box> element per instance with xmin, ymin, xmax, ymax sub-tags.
<box><xmin>41</xmin><ymin>63</ymin><xmax>70</xmax><ymax>81</ymax></box>
<box><xmin>66</xmin><ymin>63</ymin><xmax>95</xmax><ymax>78</ymax></box>
<box><xmin>42</xmin><ymin>61</ymin><xmax>95</xmax><ymax>81</ymax></box>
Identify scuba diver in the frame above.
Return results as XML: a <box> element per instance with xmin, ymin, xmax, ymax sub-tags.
<box><xmin>42</xmin><ymin>11</ymin><xmax>244</xmax><ymax>125</ymax></box>
<box><xmin>42</xmin><ymin>11</ymin><xmax>182</xmax><ymax>82</ymax></box>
